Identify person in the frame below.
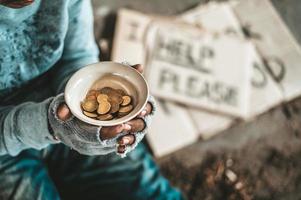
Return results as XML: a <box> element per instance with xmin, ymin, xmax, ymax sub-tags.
<box><xmin>0</xmin><ymin>0</ymin><xmax>184</xmax><ymax>199</ymax></box>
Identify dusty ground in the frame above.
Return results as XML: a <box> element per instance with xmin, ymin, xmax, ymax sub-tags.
<box><xmin>158</xmin><ymin>96</ymin><xmax>301</xmax><ymax>199</ymax></box>
<box><xmin>91</xmin><ymin>0</ymin><xmax>301</xmax><ymax>199</ymax></box>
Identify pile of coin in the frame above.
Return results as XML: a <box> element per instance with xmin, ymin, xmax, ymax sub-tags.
<box><xmin>81</xmin><ymin>87</ymin><xmax>134</xmax><ymax>121</ymax></box>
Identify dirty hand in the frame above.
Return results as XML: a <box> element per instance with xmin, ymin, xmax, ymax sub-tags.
<box><xmin>48</xmin><ymin>64</ymin><xmax>155</xmax><ymax>156</ymax></box>
<box><xmin>103</xmin><ymin>64</ymin><xmax>154</xmax><ymax>155</ymax></box>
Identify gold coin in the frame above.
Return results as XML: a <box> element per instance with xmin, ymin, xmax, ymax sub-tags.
<box><xmin>97</xmin><ymin>94</ymin><xmax>109</xmax><ymax>103</ymax></box>
<box><xmin>86</xmin><ymin>95</ymin><xmax>97</xmax><ymax>101</ymax></box>
<box><xmin>110</xmin><ymin>100</ymin><xmax>120</xmax><ymax>113</ymax></box>
<box><xmin>86</xmin><ymin>89</ymin><xmax>100</xmax><ymax>100</ymax></box>
<box><xmin>116</xmin><ymin>89</ymin><xmax>126</xmax><ymax>96</ymax></box>
<box><xmin>119</xmin><ymin>104</ymin><xmax>133</xmax><ymax>113</ymax></box>
<box><xmin>87</xmin><ymin>89</ymin><xmax>100</xmax><ymax>96</ymax></box>
<box><xmin>117</xmin><ymin>112</ymin><xmax>128</xmax><ymax>118</ymax></box>
<box><xmin>87</xmin><ymin>90</ymin><xmax>97</xmax><ymax>95</ymax></box>
<box><xmin>97</xmin><ymin>100</ymin><xmax>111</xmax><ymax>114</ymax></box>
<box><xmin>121</xmin><ymin>95</ymin><xmax>131</xmax><ymax>106</ymax></box>
<box><xmin>83</xmin><ymin>111</ymin><xmax>98</xmax><ymax>118</ymax></box>
<box><xmin>100</xmin><ymin>87</ymin><xmax>114</xmax><ymax>95</ymax></box>
<box><xmin>97</xmin><ymin>113</ymin><xmax>114</xmax><ymax>121</ymax></box>
<box><xmin>82</xmin><ymin>99</ymin><xmax>98</xmax><ymax>112</ymax></box>
<box><xmin>108</xmin><ymin>92</ymin><xmax>123</xmax><ymax>105</ymax></box>
<box><xmin>100</xmin><ymin>87</ymin><xmax>124</xmax><ymax>105</ymax></box>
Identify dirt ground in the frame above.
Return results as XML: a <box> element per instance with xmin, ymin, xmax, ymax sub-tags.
<box><xmin>158</xmin><ymin>96</ymin><xmax>301</xmax><ymax>200</ymax></box>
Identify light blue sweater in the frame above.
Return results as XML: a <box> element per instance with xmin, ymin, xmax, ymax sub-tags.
<box><xmin>0</xmin><ymin>0</ymin><xmax>100</xmax><ymax>155</ymax></box>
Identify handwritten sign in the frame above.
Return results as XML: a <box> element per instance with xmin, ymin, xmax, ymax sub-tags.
<box><xmin>145</xmin><ymin>22</ymin><xmax>253</xmax><ymax>118</ymax></box>
<box><xmin>181</xmin><ymin>2</ymin><xmax>283</xmax><ymax>119</ymax></box>
<box><xmin>234</xmin><ymin>0</ymin><xmax>301</xmax><ymax>101</ymax></box>
<box><xmin>111</xmin><ymin>9</ymin><xmax>152</xmax><ymax>65</ymax></box>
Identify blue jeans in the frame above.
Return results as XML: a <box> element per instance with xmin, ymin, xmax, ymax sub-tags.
<box><xmin>0</xmin><ymin>143</ymin><xmax>183</xmax><ymax>200</ymax></box>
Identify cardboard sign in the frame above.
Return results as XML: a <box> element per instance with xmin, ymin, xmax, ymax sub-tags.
<box><xmin>181</xmin><ymin>2</ymin><xmax>244</xmax><ymax>38</ymax></box>
<box><xmin>145</xmin><ymin>22</ymin><xmax>253</xmax><ymax>118</ymax></box>
<box><xmin>181</xmin><ymin>2</ymin><xmax>283</xmax><ymax>119</ymax></box>
<box><xmin>233</xmin><ymin>0</ymin><xmax>301</xmax><ymax>101</ymax></box>
<box><xmin>188</xmin><ymin>108</ymin><xmax>234</xmax><ymax>139</ymax></box>
<box><xmin>179</xmin><ymin>3</ymin><xmax>239</xmax><ymax>138</ymax></box>
<box><xmin>247</xmin><ymin>47</ymin><xmax>283</xmax><ymax>117</ymax></box>
<box><xmin>147</xmin><ymin>99</ymin><xmax>198</xmax><ymax>157</ymax></box>
<box><xmin>111</xmin><ymin>9</ymin><xmax>152</xmax><ymax>65</ymax></box>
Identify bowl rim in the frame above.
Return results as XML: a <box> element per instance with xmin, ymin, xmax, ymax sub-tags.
<box><xmin>64</xmin><ymin>61</ymin><xmax>149</xmax><ymax>126</ymax></box>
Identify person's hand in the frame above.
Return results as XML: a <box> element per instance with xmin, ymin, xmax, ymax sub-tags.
<box><xmin>102</xmin><ymin>64</ymin><xmax>154</xmax><ymax>154</ymax></box>
<box><xmin>102</xmin><ymin>101</ymin><xmax>153</xmax><ymax>154</ymax></box>
<box><xmin>49</xmin><ymin>94</ymin><xmax>117</xmax><ymax>155</ymax></box>
<box><xmin>51</xmin><ymin>64</ymin><xmax>155</xmax><ymax>156</ymax></box>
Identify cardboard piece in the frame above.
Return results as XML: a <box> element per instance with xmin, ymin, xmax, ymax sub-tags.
<box><xmin>233</xmin><ymin>0</ymin><xmax>301</xmax><ymax>101</ymax></box>
<box><xmin>146</xmin><ymin>99</ymin><xmax>198</xmax><ymax>157</ymax></box>
<box><xmin>181</xmin><ymin>2</ymin><xmax>283</xmax><ymax>119</ymax></box>
<box><xmin>181</xmin><ymin>2</ymin><xmax>244</xmax><ymax>38</ymax></box>
<box><xmin>145</xmin><ymin>21</ymin><xmax>252</xmax><ymax>118</ymax></box>
<box><xmin>112</xmin><ymin>9</ymin><xmax>152</xmax><ymax>65</ymax></box>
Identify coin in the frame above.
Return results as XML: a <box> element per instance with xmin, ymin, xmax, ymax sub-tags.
<box><xmin>87</xmin><ymin>90</ymin><xmax>98</xmax><ymax>96</ymax></box>
<box><xmin>97</xmin><ymin>113</ymin><xmax>114</xmax><ymax>121</ymax></box>
<box><xmin>97</xmin><ymin>94</ymin><xmax>109</xmax><ymax>103</ymax></box>
<box><xmin>108</xmin><ymin>92</ymin><xmax>123</xmax><ymax>105</ymax></box>
<box><xmin>97</xmin><ymin>100</ymin><xmax>111</xmax><ymax>114</ymax></box>
<box><xmin>82</xmin><ymin>99</ymin><xmax>98</xmax><ymax>112</ymax></box>
<box><xmin>86</xmin><ymin>95</ymin><xmax>97</xmax><ymax>100</ymax></box>
<box><xmin>119</xmin><ymin>104</ymin><xmax>133</xmax><ymax>113</ymax></box>
<box><xmin>100</xmin><ymin>87</ymin><xmax>114</xmax><ymax>95</ymax></box>
<box><xmin>87</xmin><ymin>89</ymin><xmax>100</xmax><ymax>97</ymax></box>
<box><xmin>82</xmin><ymin>87</ymin><xmax>134</xmax><ymax>120</ymax></box>
<box><xmin>83</xmin><ymin>111</ymin><xmax>98</xmax><ymax>118</ymax></box>
<box><xmin>117</xmin><ymin>112</ymin><xmax>128</xmax><ymax>118</ymax></box>
<box><xmin>86</xmin><ymin>90</ymin><xmax>100</xmax><ymax>100</ymax></box>
<box><xmin>116</xmin><ymin>89</ymin><xmax>126</xmax><ymax>96</ymax></box>
<box><xmin>109</xmin><ymin>100</ymin><xmax>120</xmax><ymax>113</ymax></box>
<box><xmin>121</xmin><ymin>95</ymin><xmax>131</xmax><ymax>106</ymax></box>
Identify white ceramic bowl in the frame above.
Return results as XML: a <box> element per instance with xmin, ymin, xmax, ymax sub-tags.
<box><xmin>64</xmin><ymin>62</ymin><xmax>149</xmax><ymax>126</ymax></box>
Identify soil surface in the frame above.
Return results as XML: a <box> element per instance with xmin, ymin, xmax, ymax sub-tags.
<box><xmin>158</xmin><ymin>96</ymin><xmax>301</xmax><ymax>200</ymax></box>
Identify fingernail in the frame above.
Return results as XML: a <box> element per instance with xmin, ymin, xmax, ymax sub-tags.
<box><xmin>117</xmin><ymin>145</ymin><xmax>126</xmax><ymax>153</ymax></box>
<box><xmin>123</xmin><ymin>138</ymin><xmax>130</xmax><ymax>144</ymax></box>
<box><xmin>141</xmin><ymin>110</ymin><xmax>147</xmax><ymax>116</ymax></box>
<box><xmin>124</xmin><ymin>124</ymin><xmax>131</xmax><ymax>130</ymax></box>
